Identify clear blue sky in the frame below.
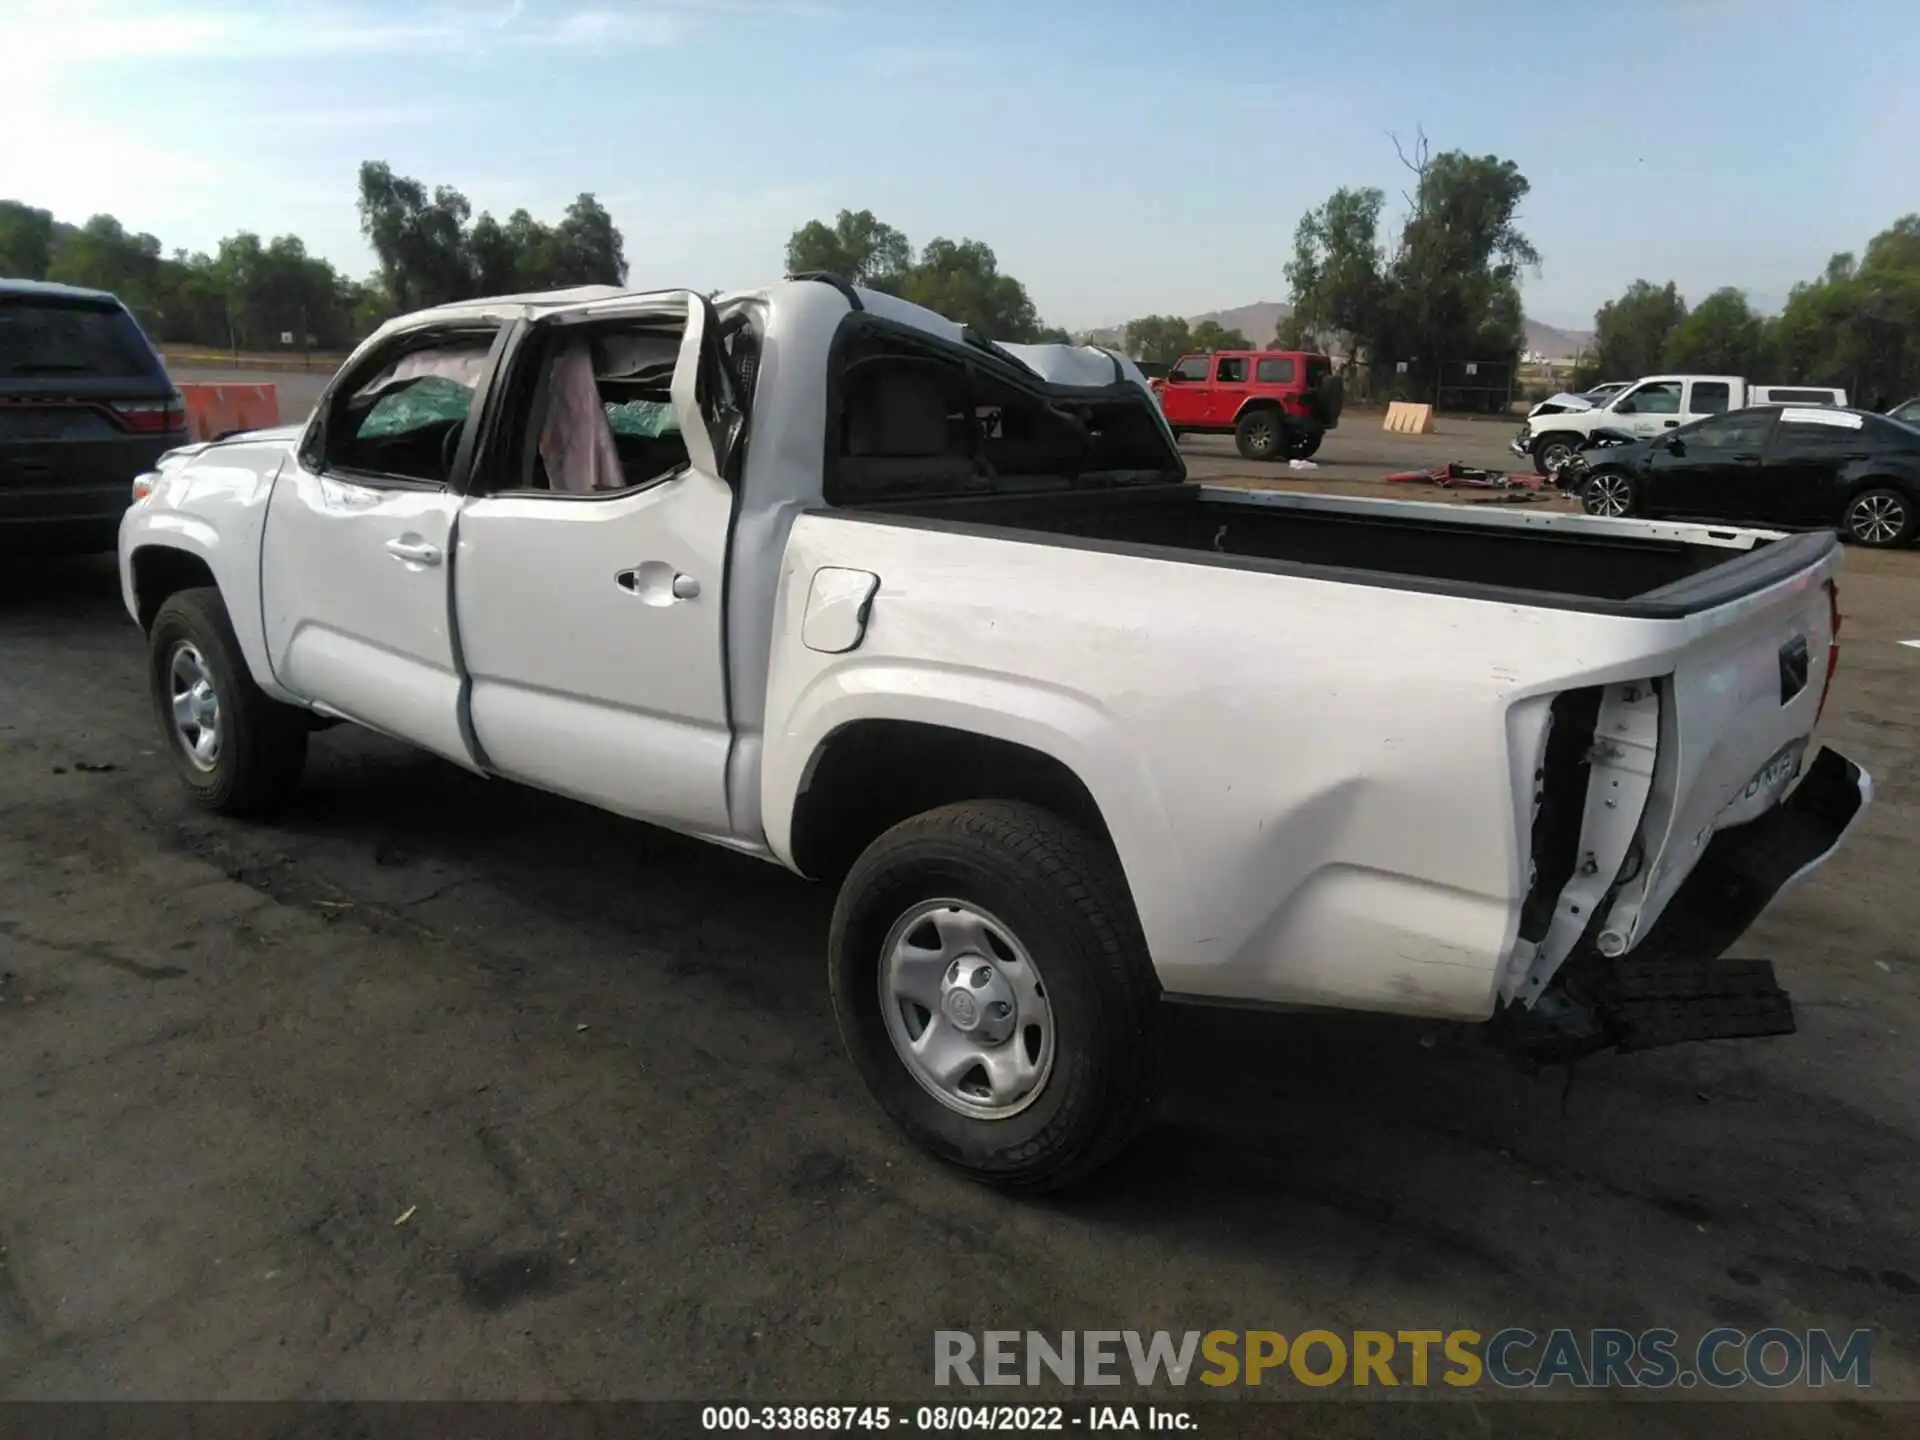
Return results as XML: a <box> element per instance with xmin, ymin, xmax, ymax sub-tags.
<box><xmin>2</xmin><ymin>0</ymin><xmax>1914</xmax><ymax>331</ymax></box>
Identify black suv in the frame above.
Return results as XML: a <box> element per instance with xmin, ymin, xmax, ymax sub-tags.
<box><xmin>1</xmin><ymin>279</ymin><xmax>185</xmax><ymax>552</ymax></box>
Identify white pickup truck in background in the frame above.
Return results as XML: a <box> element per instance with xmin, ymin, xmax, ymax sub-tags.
<box><xmin>1519</xmin><ymin>375</ymin><xmax>1851</xmax><ymax>472</ymax></box>
<box><xmin>119</xmin><ymin>278</ymin><xmax>1870</xmax><ymax>1191</ymax></box>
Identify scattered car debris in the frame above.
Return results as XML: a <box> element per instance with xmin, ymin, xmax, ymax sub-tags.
<box><xmin>393</xmin><ymin>1205</ymin><xmax>418</xmax><ymax>1227</ymax></box>
<box><xmin>1383</xmin><ymin>461</ymin><xmax>1543</xmax><ymax>490</ymax></box>
<box><xmin>74</xmin><ymin>761</ymin><xmax>119</xmax><ymax>773</ymax></box>
<box><xmin>1288</xmin><ymin>458</ymin><xmax>1320</xmax><ymax>471</ymax></box>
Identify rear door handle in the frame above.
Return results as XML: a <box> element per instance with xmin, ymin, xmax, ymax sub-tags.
<box><xmin>384</xmin><ymin>537</ymin><xmax>442</xmax><ymax>566</ymax></box>
<box><xmin>616</xmin><ymin>564</ymin><xmax>699</xmax><ymax>603</ymax></box>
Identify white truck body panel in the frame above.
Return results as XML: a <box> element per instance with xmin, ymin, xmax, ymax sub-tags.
<box><xmin>760</xmin><ymin>500</ymin><xmax>1842</xmax><ymax>1019</ymax></box>
<box><xmin>1525</xmin><ymin>375</ymin><xmax>1851</xmax><ymax>449</ymax></box>
<box><xmin>118</xmin><ymin>279</ymin><xmax>1866</xmax><ymax>1029</ymax></box>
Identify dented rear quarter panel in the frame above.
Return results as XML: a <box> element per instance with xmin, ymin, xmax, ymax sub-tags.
<box><xmin>761</xmin><ymin>513</ymin><xmax>1844</xmax><ymax>1022</ymax></box>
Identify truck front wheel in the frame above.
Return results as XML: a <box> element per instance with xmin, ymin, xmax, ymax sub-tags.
<box><xmin>1532</xmin><ymin>432</ymin><xmax>1581</xmax><ymax>476</ymax></box>
<box><xmin>148</xmin><ymin>587</ymin><xmax>309</xmax><ymax>816</ymax></box>
<box><xmin>828</xmin><ymin>800</ymin><xmax>1161</xmax><ymax>1193</ymax></box>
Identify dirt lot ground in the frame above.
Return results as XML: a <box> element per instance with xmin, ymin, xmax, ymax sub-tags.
<box><xmin>2</xmin><ymin>396</ymin><xmax>1916</xmax><ymax>1431</ymax></box>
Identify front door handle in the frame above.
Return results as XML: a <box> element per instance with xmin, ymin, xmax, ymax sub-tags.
<box><xmin>385</xmin><ymin>536</ymin><xmax>442</xmax><ymax>566</ymax></box>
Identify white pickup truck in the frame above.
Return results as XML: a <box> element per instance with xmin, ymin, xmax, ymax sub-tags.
<box><xmin>1518</xmin><ymin>375</ymin><xmax>1851</xmax><ymax>473</ymax></box>
<box><xmin>119</xmin><ymin>279</ymin><xmax>1870</xmax><ymax>1191</ymax></box>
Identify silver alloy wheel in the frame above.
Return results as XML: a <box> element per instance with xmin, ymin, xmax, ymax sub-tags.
<box><xmin>1541</xmin><ymin>441</ymin><xmax>1574</xmax><ymax>471</ymax></box>
<box><xmin>1586</xmin><ymin>474</ymin><xmax>1632</xmax><ymax>517</ymax></box>
<box><xmin>879</xmin><ymin>899</ymin><xmax>1056</xmax><ymax>1121</ymax></box>
<box><xmin>1247</xmin><ymin>418</ymin><xmax>1275</xmax><ymax>452</ymax></box>
<box><xmin>1849</xmin><ymin>492</ymin><xmax>1907</xmax><ymax>544</ymax></box>
<box><xmin>167</xmin><ymin>641</ymin><xmax>222</xmax><ymax>771</ymax></box>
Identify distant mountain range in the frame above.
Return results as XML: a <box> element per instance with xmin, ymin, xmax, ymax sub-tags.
<box><xmin>1076</xmin><ymin>301</ymin><xmax>1595</xmax><ymax>362</ymax></box>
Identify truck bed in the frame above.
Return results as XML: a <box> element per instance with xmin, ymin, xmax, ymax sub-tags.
<box><xmin>845</xmin><ymin>482</ymin><xmax>1834</xmax><ymax>616</ymax></box>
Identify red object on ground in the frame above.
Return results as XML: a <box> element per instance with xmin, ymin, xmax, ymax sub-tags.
<box><xmin>1382</xmin><ymin>462</ymin><xmax>1540</xmax><ymax>490</ymax></box>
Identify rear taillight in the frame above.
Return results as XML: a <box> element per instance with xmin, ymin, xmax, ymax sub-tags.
<box><xmin>109</xmin><ymin>396</ymin><xmax>187</xmax><ymax>434</ymax></box>
<box><xmin>1817</xmin><ymin>580</ymin><xmax>1842</xmax><ymax>722</ymax></box>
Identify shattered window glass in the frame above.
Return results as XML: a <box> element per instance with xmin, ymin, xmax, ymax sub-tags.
<box><xmin>602</xmin><ymin>399</ymin><xmax>679</xmax><ymax>438</ymax></box>
<box><xmin>357</xmin><ymin>375</ymin><xmax>476</xmax><ymax>439</ymax></box>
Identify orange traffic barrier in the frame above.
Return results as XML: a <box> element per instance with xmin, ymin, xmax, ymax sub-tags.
<box><xmin>177</xmin><ymin>383</ymin><xmax>280</xmax><ymax>442</ymax></box>
<box><xmin>1383</xmin><ymin>401</ymin><xmax>1436</xmax><ymax>434</ymax></box>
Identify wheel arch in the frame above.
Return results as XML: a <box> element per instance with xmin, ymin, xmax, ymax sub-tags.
<box><xmin>1532</xmin><ymin>428</ymin><xmax>1585</xmax><ymax>455</ymax></box>
<box><xmin>1233</xmin><ymin>396</ymin><xmax>1288</xmax><ymax>425</ymax></box>
<box><xmin>128</xmin><ymin>542</ymin><xmax>219</xmax><ymax>631</ymax></box>
<box><xmin>787</xmin><ymin>718</ymin><xmax>1121</xmax><ymax>884</ymax></box>
<box><xmin>125</xmin><ymin>533</ymin><xmax>293</xmax><ymax>703</ymax></box>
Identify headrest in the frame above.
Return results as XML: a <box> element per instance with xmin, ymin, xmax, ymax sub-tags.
<box><xmin>844</xmin><ymin>361</ymin><xmax>956</xmax><ymax>458</ymax></box>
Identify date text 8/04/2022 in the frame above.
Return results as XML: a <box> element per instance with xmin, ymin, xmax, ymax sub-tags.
<box><xmin>932</xmin><ymin>1327</ymin><xmax>1876</xmax><ymax>1390</ymax></box>
<box><xmin>699</xmin><ymin>1405</ymin><xmax>1191</xmax><ymax>1431</ymax></box>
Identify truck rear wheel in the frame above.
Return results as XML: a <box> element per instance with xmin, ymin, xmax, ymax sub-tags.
<box><xmin>1234</xmin><ymin>408</ymin><xmax>1285</xmax><ymax>462</ymax></box>
<box><xmin>828</xmin><ymin>800</ymin><xmax>1161</xmax><ymax>1193</ymax></box>
<box><xmin>148</xmin><ymin>587</ymin><xmax>309</xmax><ymax>816</ymax></box>
<box><xmin>1287</xmin><ymin>427</ymin><xmax>1323</xmax><ymax>461</ymax></box>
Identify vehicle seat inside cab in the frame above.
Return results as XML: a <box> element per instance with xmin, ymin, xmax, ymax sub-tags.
<box><xmin>835</xmin><ymin>356</ymin><xmax>986</xmax><ymax>500</ymax></box>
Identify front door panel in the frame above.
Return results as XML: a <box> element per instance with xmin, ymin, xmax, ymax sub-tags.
<box><xmin>260</xmin><ymin>467</ymin><xmax>472</xmax><ymax>765</ymax></box>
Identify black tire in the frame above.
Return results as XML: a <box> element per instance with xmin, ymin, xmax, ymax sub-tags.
<box><xmin>1581</xmin><ymin>470</ymin><xmax>1639</xmax><ymax>518</ymax></box>
<box><xmin>1286</xmin><ymin>427</ymin><xmax>1323</xmax><ymax>461</ymax></box>
<box><xmin>1308</xmin><ymin>373</ymin><xmax>1345</xmax><ymax>429</ymax></box>
<box><xmin>1234</xmin><ymin>407</ymin><xmax>1286</xmax><ymax>462</ymax></box>
<box><xmin>1842</xmin><ymin>487</ymin><xmax>1917</xmax><ymax>548</ymax></box>
<box><xmin>829</xmin><ymin>800</ymin><xmax>1161</xmax><ymax>1193</ymax></box>
<box><xmin>1532</xmin><ymin>432</ymin><xmax>1581</xmax><ymax>476</ymax></box>
<box><xmin>148</xmin><ymin>587</ymin><xmax>309</xmax><ymax>816</ymax></box>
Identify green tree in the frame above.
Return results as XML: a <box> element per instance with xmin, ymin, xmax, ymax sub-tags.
<box><xmin>1587</xmin><ymin>279</ymin><xmax>1688</xmax><ymax>382</ymax></box>
<box><xmin>1379</xmin><ymin>138</ymin><xmax>1537</xmax><ymax>392</ymax></box>
<box><xmin>897</xmin><ymin>237</ymin><xmax>1043</xmax><ymax>341</ymax></box>
<box><xmin>1189</xmin><ymin>319</ymin><xmax>1251</xmax><ymax>351</ymax></box>
<box><xmin>548</xmin><ymin>193</ymin><xmax>627</xmax><ymax>286</ymax></box>
<box><xmin>784</xmin><ymin>208</ymin><xmax>912</xmax><ymax>289</ymax></box>
<box><xmin>1664</xmin><ymin>287</ymin><xmax>1768</xmax><ymax>375</ymax></box>
<box><xmin>1283</xmin><ymin>134</ymin><xmax>1536</xmax><ymax>397</ymax></box>
<box><xmin>1123</xmin><ymin>314</ymin><xmax>1193</xmax><ymax>363</ymax></box>
<box><xmin>0</xmin><ymin>200</ymin><xmax>55</xmax><ymax>279</ymax></box>
<box><xmin>1772</xmin><ymin>216</ymin><xmax>1920</xmax><ymax>410</ymax></box>
<box><xmin>356</xmin><ymin>160</ymin><xmax>475</xmax><ymax>310</ymax></box>
<box><xmin>1282</xmin><ymin>185</ymin><xmax>1386</xmax><ymax>363</ymax></box>
<box><xmin>45</xmin><ymin>214</ymin><xmax>164</xmax><ymax>311</ymax></box>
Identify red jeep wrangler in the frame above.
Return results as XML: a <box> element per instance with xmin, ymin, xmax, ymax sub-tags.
<box><xmin>1150</xmin><ymin>349</ymin><xmax>1344</xmax><ymax>461</ymax></box>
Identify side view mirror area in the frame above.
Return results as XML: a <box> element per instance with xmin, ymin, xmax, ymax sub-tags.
<box><xmin>1614</xmin><ymin>399</ymin><xmax>1638</xmax><ymax>414</ymax></box>
<box><xmin>1661</xmin><ymin>435</ymin><xmax>1684</xmax><ymax>454</ymax></box>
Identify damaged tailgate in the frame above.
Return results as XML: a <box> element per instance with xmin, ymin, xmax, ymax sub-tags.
<box><xmin>1500</xmin><ymin>552</ymin><xmax>1870</xmax><ymax>1055</ymax></box>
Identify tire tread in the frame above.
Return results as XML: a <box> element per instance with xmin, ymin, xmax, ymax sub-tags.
<box><xmin>150</xmin><ymin>587</ymin><xmax>308</xmax><ymax>816</ymax></box>
<box><xmin>830</xmin><ymin>799</ymin><xmax>1161</xmax><ymax>1193</ymax></box>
